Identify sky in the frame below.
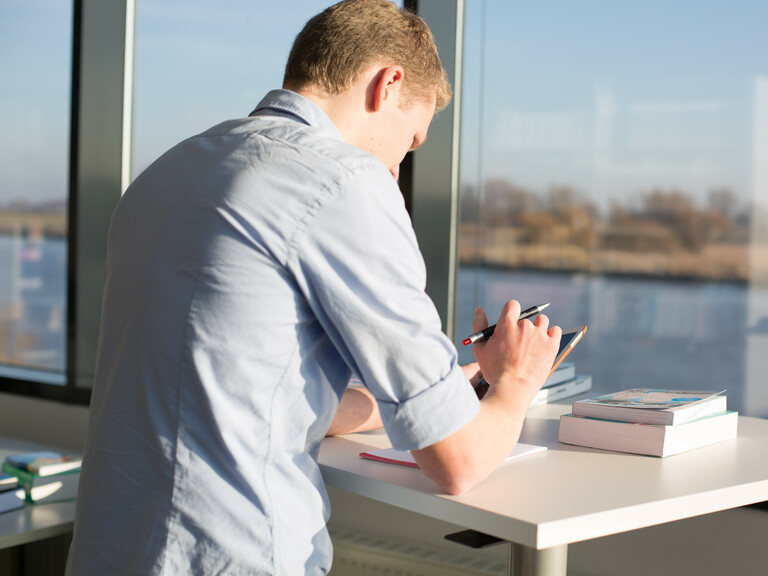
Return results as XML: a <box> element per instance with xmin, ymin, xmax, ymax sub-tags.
<box><xmin>0</xmin><ymin>0</ymin><xmax>72</xmax><ymax>206</ymax></box>
<box><xmin>131</xmin><ymin>0</ymin><xmax>338</xmax><ymax>176</ymax></box>
<box><xmin>0</xmin><ymin>0</ymin><xmax>766</xmax><ymax>210</ymax></box>
<box><xmin>461</xmin><ymin>0</ymin><xmax>768</xmax><ymax>212</ymax></box>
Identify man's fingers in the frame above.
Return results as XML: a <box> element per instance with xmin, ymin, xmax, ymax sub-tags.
<box><xmin>472</xmin><ymin>307</ymin><xmax>489</xmax><ymax>333</ymax></box>
<box><xmin>533</xmin><ymin>313</ymin><xmax>550</xmax><ymax>330</ymax></box>
<box><xmin>500</xmin><ymin>300</ymin><xmax>522</xmax><ymax>323</ymax></box>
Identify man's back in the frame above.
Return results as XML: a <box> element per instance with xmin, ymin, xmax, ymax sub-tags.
<box><xmin>66</xmin><ymin>0</ymin><xmax>560</xmax><ymax>571</ymax></box>
<box><xmin>66</xmin><ymin>91</ymin><xmax>435</xmax><ymax>575</ymax></box>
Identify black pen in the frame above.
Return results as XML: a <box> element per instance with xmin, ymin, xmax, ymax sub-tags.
<box><xmin>462</xmin><ymin>303</ymin><xmax>550</xmax><ymax>345</ymax></box>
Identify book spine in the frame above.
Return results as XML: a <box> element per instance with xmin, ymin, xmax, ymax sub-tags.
<box><xmin>1</xmin><ymin>462</ymin><xmax>37</xmax><ymax>484</ymax></box>
<box><xmin>2</xmin><ymin>461</ymin><xmax>80</xmax><ymax>482</ymax></box>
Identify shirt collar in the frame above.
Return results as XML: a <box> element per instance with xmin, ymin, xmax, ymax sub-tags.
<box><xmin>249</xmin><ymin>89</ymin><xmax>343</xmax><ymax>141</ymax></box>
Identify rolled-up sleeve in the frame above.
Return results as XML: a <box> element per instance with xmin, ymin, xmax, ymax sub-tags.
<box><xmin>287</xmin><ymin>163</ymin><xmax>480</xmax><ymax>451</ymax></box>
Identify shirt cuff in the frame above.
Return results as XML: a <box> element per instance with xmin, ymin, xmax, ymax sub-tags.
<box><xmin>378</xmin><ymin>364</ymin><xmax>481</xmax><ymax>451</ymax></box>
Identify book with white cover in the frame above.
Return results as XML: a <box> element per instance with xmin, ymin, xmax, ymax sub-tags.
<box><xmin>558</xmin><ymin>411</ymin><xmax>738</xmax><ymax>457</ymax></box>
<box><xmin>571</xmin><ymin>388</ymin><xmax>727</xmax><ymax>425</ymax></box>
<box><xmin>23</xmin><ymin>472</ymin><xmax>80</xmax><ymax>503</ymax></box>
<box><xmin>530</xmin><ymin>374</ymin><xmax>592</xmax><ymax>408</ymax></box>
<box><xmin>542</xmin><ymin>363</ymin><xmax>576</xmax><ymax>388</ymax></box>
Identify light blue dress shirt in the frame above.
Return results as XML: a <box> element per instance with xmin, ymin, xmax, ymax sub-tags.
<box><xmin>66</xmin><ymin>90</ymin><xmax>480</xmax><ymax>575</ymax></box>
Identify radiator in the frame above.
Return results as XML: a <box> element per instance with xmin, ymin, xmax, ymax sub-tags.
<box><xmin>329</xmin><ymin>528</ymin><xmax>507</xmax><ymax>576</ymax></box>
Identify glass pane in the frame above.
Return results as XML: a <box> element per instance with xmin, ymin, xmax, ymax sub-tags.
<box><xmin>0</xmin><ymin>1</ymin><xmax>72</xmax><ymax>384</ymax></box>
<box><xmin>458</xmin><ymin>0</ymin><xmax>768</xmax><ymax>416</ymax></box>
<box><xmin>132</xmin><ymin>0</ymin><xmax>350</xmax><ymax>179</ymax></box>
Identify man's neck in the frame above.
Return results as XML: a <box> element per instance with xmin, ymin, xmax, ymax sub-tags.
<box><xmin>291</xmin><ymin>85</ymin><xmax>371</xmax><ymax>150</ymax></box>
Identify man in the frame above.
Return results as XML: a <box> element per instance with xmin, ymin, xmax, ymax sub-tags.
<box><xmin>65</xmin><ymin>1</ymin><xmax>560</xmax><ymax>574</ymax></box>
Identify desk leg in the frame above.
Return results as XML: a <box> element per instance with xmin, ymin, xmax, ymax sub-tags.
<box><xmin>509</xmin><ymin>543</ymin><xmax>567</xmax><ymax>576</ymax></box>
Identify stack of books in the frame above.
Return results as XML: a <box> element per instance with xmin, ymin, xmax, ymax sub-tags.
<box><xmin>557</xmin><ymin>388</ymin><xmax>738</xmax><ymax>457</ymax></box>
<box><xmin>0</xmin><ymin>473</ymin><xmax>23</xmax><ymax>514</ymax></box>
<box><xmin>2</xmin><ymin>451</ymin><xmax>82</xmax><ymax>504</ymax></box>
<box><xmin>529</xmin><ymin>362</ymin><xmax>592</xmax><ymax>408</ymax></box>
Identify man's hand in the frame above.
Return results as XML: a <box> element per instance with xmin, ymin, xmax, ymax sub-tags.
<box><xmin>471</xmin><ymin>300</ymin><xmax>561</xmax><ymax>406</ymax></box>
<box><xmin>411</xmin><ymin>300</ymin><xmax>561</xmax><ymax>495</ymax></box>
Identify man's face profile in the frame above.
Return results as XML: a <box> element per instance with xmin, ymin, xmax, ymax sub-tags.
<box><xmin>369</xmin><ymin>90</ymin><xmax>437</xmax><ymax>178</ymax></box>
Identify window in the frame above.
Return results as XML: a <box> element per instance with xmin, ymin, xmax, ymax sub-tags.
<box><xmin>457</xmin><ymin>0</ymin><xmax>768</xmax><ymax>416</ymax></box>
<box><xmin>1</xmin><ymin>0</ymin><xmax>416</xmax><ymax>404</ymax></box>
<box><xmin>132</xmin><ymin>0</ymin><xmax>347</xmax><ymax>180</ymax></box>
<box><xmin>0</xmin><ymin>1</ymin><xmax>73</xmax><ymax>387</ymax></box>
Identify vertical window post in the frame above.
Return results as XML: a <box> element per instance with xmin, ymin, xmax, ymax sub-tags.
<box><xmin>70</xmin><ymin>0</ymin><xmax>135</xmax><ymax>396</ymax></box>
<box><xmin>405</xmin><ymin>0</ymin><xmax>464</xmax><ymax>341</ymax></box>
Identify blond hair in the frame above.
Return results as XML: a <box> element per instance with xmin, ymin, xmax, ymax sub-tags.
<box><xmin>283</xmin><ymin>0</ymin><xmax>452</xmax><ymax>111</ymax></box>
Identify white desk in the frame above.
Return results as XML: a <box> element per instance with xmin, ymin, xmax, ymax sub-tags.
<box><xmin>0</xmin><ymin>501</ymin><xmax>74</xmax><ymax>550</ymax></box>
<box><xmin>319</xmin><ymin>403</ymin><xmax>768</xmax><ymax>576</ymax></box>
<box><xmin>0</xmin><ymin>437</ymin><xmax>76</xmax><ymax>551</ymax></box>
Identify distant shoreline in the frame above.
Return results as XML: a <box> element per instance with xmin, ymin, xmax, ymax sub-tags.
<box><xmin>0</xmin><ymin>230</ymin><xmax>754</xmax><ymax>286</ymax></box>
<box><xmin>458</xmin><ymin>259</ymin><xmax>749</xmax><ymax>287</ymax></box>
<box><xmin>0</xmin><ymin>212</ymin><xmax>67</xmax><ymax>240</ymax></box>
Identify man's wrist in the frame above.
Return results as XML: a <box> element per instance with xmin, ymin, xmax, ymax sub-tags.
<box><xmin>481</xmin><ymin>373</ymin><xmax>540</xmax><ymax>408</ymax></box>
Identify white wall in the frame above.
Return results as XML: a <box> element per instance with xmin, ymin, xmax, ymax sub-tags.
<box><xmin>0</xmin><ymin>393</ymin><xmax>89</xmax><ymax>452</ymax></box>
<box><xmin>328</xmin><ymin>488</ymin><xmax>768</xmax><ymax>575</ymax></box>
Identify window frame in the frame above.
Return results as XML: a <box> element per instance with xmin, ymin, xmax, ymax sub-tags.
<box><xmin>0</xmin><ymin>0</ymin><xmax>136</xmax><ymax>405</ymax></box>
<box><xmin>404</xmin><ymin>0</ymin><xmax>465</xmax><ymax>341</ymax></box>
<box><xmin>0</xmin><ymin>0</ymin><xmax>464</xmax><ymax>405</ymax></box>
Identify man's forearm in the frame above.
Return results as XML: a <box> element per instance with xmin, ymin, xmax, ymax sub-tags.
<box><xmin>327</xmin><ymin>364</ymin><xmax>481</xmax><ymax>437</ymax></box>
<box><xmin>326</xmin><ymin>386</ymin><xmax>383</xmax><ymax>436</ymax></box>
<box><xmin>411</xmin><ymin>375</ymin><xmax>536</xmax><ymax>495</ymax></box>
<box><xmin>411</xmin><ymin>300</ymin><xmax>560</xmax><ymax>495</ymax></box>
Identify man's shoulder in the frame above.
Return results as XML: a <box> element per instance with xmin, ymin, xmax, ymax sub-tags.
<box><xmin>201</xmin><ymin>115</ymin><xmax>387</xmax><ymax>180</ymax></box>
<box><xmin>293</xmin><ymin>125</ymin><xmax>384</xmax><ymax>177</ymax></box>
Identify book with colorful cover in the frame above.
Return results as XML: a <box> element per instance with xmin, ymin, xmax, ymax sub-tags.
<box><xmin>4</xmin><ymin>451</ymin><xmax>82</xmax><ymax>477</ymax></box>
<box><xmin>571</xmin><ymin>389</ymin><xmax>727</xmax><ymax>425</ymax></box>
<box><xmin>360</xmin><ymin>443</ymin><xmax>547</xmax><ymax>468</ymax></box>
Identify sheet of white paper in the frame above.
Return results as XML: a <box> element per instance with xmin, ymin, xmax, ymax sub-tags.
<box><xmin>361</xmin><ymin>443</ymin><xmax>547</xmax><ymax>467</ymax></box>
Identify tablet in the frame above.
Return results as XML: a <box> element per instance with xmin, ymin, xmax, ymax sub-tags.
<box><xmin>551</xmin><ymin>325</ymin><xmax>587</xmax><ymax>377</ymax></box>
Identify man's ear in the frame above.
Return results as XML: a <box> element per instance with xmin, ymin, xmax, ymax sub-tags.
<box><xmin>371</xmin><ymin>65</ymin><xmax>405</xmax><ymax>112</ymax></box>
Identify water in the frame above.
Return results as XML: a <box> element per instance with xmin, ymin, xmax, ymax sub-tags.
<box><xmin>2</xmin><ymin>234</ymin><xmax>766</xmax><ymax>416</ymax></box>
<box><xmin>457</xmin><ymin>265</ymin><xmax>768</xmax><ymax>417</ymax></box>
<box><xmin>0</xmin><ymin>235</ymin><xmax>67</xmax><ymax>378</ymax></box>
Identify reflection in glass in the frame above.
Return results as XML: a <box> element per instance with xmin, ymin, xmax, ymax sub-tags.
<box><xmin>132</xmin><ymin>0</ymin><xmax>346</xmax><ymax>179</ymax></box>
<box><xmin>0</xmin><ymin>2</ymin><xmax>72</xmax><ymax>383</ymax></box>
<box><xmin>458</xmin><ymin>0</ymin><xmax>768</xmax><ymax>416</ymax></box>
